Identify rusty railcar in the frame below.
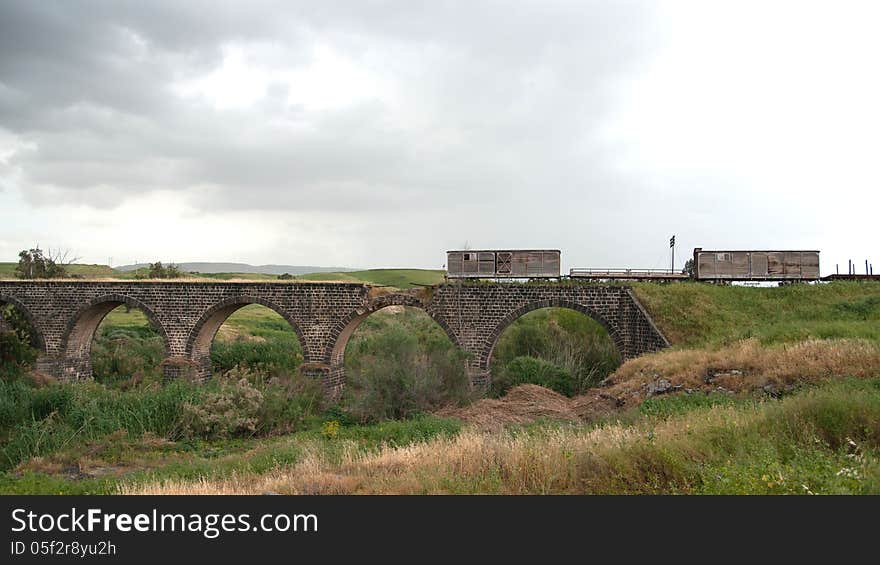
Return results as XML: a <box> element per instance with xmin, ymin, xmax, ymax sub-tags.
<box><xmin>446</xmin><ymin>250</ymin><xmax>561</xmax><ymax>279</ymax></box>
<box><xmin>693</xmin><ymin>248</ymin><xmax>820</xmax><ymax>281</ymax></box>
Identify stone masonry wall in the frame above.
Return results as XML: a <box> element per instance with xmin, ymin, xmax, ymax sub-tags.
<box><xmin>0</xmin><ymin>281</ymin><xmax>368</xmax><ymax>382</ymax></box>
<box><xmin>424</xmin><ymin>283</ymin><xmax>669</xmax><ymax>386</ymax></box>
<box><xmin>0</xmin><ymin>280</ymin><xmax>668</xmax><ymax>393</ymax></box>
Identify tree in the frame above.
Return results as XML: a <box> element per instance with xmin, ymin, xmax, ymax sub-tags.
<box><xmin>682</xmin><ymin>258</ymin><xmax>695</xmax><ymax>278</ymax></box>
<box><xmin>278</xmin><ymin>273</ymin><xmax>293</xmax><ymax>280</ymax></box>
<box><xmin>15</xmin><ymin>246</ymin><xmax>74</xmax><ymax>279</ymax></box>
<box><xmin>140</xmin><ymin>262</ymin><xmax>184</xmax><ymax>279</ymax></box>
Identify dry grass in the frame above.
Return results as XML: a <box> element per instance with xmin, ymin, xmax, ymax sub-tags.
<box><xmin>119</xmin><ymin>424</ymin><xmax>644</xmax><ymax>495</ymax></box>
<box><xmin>599</xmin><ymin>338</ymin><xmax>880</xmax><ymax>405</ymax></box>
<box><xmin>119</xmin><ymin>375</ymin><xmax>880</xmax><ymax>495</ymax></box>
<box><xmin>444</xmin><ymin>339</ymin><xmax>880</xmax><ymax>424</ymax></box>
<box><xmin>438</xmin><ymin>384</ymin><xmax>580</xmax><ymax>428</ymax></box>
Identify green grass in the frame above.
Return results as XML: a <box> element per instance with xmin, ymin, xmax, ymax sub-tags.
<box><xmin>431</xmin><ymin>378</ymin><xmax>880</xmax><ymax>494</ymax></box>
<box><xmin>182</xmin><ymin>272</ymin><xmax>282</xmax><ymax>281</ymax></box>
<box><xmin>297</xmin><ymin>268</ymin><xmax>445</xmax><ymax>288</ymax></box>
<box><xmin>294</xmin><ymin>271</ymin><xmax>364</xmax><ymax>282</ymax></box>
<box><xmin>0</xmin><ymin>414</ymin><xmax>462</xmax><ymax>494</ymax></box>
<box><xmin>0</xmin><ymin>262</ymin><xmax>120</xmax><ymax>278</ymax></box>
<box><xmin>632</xmin><ymin>281</ymin><xmax>880</xmax><ymax>347</ymax></box>
<box><xmin>1</xmin><ymin>262</ymin><xmax>444</xmax><ymax>289</ymax></box>
<box><xmin>101</xmin><ymin>307</ymin><xmax>152</xmax><ymax>329</ymax></box>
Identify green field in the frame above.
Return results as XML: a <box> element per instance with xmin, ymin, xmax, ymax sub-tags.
<box><xmin>632</xmin><ymin>281</ymin><xmax>880</xmax><ymax>347</ymax></box>
<box><xmin>296</xmin><ymin>268</ymin><xmax>445</xmax><ymax>287</ymax></box>
<box><xmin>0</xmin><ymin>262</ymin><xmax>445</xmax><ymax>289</ymax></box>
<box><xmin>0</xmin><ymin>262</ymin><xmax>119</xmax><ymax>278</ymax></box>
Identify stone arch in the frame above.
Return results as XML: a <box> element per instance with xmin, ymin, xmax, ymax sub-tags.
<box><xmin>0</xmin><ymin>294</ymin><xmax>47</xmax><ymax>353</ymax></box>
<box><xmin>324</xmin><ymin>293</ymin><xmax>462</xmax><ymax>393</ymax></box>
<box><xmin>61</xmin><ymin>294</ymin><xmax>170</xmax><ymax>380</ymax></box>
<box><xmin>481</xmin><ymin>299</ymin><xmax>625</xmax><ymax>373</ymax></box>
<box><xmin>186</xmin><ymin>296</ymin><xmax>306</xmax><ymax>380</ymax></box>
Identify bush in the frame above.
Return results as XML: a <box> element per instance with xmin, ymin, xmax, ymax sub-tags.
<box><xmin>181</xmin><ymin>366</ymin><xmax>324</xmax><ymax>440</ymax></box>
<box><xmin>211</xmin><ymin>338</ymin><xmax>303</xmax><ymax>377</ymax></box>
<box><xmin>258</xmin><ymin>370</ymin><xmax>324</xmax><ymax>435</ymax></box>
<box><xmin>137</xmin><ymin>262</ymin><xmax>183</xmax><ymax>279</ymax></box>
<box><xmin>492</xmin><ymin>356</ymin><xmax>574</xmax><ymax>397</ymax></box>
<box><xmin>341</xmin><ymin>323</ymin><xmax>471</xmax><ymax>423</ymax></box>
<box><xmin>182</xmin><ymin>376</ymin><xmax>263</xmax><ymax>440</ymax></box>
<box><xmin>491</xmin><ymin>308</ymin><xmax>620</xmax><ymax>395</ymax></box>
<box><xmin>0</xmin><ymin>332</ymin><xmax>37</xmax><ymax>381</ymax></box>
<box><xmin>91</xmin><ymin>329</ymin><xmax>165</xmax><ymax>387</ymax></box>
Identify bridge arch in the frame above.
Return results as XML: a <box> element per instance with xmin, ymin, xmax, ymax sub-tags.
<box><xmin>0</xmin><ymin>294</ymin><xmax>46</xmax><ymax>353</ymax></box>
<box><xmin>61</xmin><ymin>294</ymin><xmax>170</xmax><ymax>380</ymax></box>
<box><xmin>481</xmin><ymin>299</ymin><xmax>625</xmax><ymax>374</ymax></box>
<box><xmin>186</xmin><ymin>296</ymin><xmax>306</xmax><ymax>380</ymax></box>
<box><xmin>325</xmin><ymin>293</ymin><xmax>461</xmax><ymax>393</ymax></box>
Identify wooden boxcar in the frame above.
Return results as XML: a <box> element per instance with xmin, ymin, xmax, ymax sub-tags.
<box><xmin>693</xmin><ymin>248</ymin><xmax>820</xmax><ymax>281</ymax></box>
<box><xmin>446</xmin><ymin>250</ymin><xmax>561</xmax><ymax>279</ymax></box>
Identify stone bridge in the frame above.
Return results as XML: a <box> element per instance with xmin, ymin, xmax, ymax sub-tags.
<box><xmin>0</xmin><ymin>280</ymin><xmax>669</xmax><ymax>393</ymax></box>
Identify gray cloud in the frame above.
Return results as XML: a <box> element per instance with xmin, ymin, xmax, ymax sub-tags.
<box><xmin>0</xmin><ymin>1</ymin><xmax>656</xmax><ymax>217</ymax></box>
<box><xmin>3</xmin><ymin>1</ymin><xmax>872</xmax><ymax>272</ymax></box>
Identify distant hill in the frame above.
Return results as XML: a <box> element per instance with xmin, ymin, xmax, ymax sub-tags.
<box><xmin>116</xmin><ymin>262</ymin><xmax>354</xmax><ymax>276</ymax></box>
<box><xmin>1</xmin><ymin>261</ymin><xmax>446</xmax><ymax>289</ymax></box>
<box><xmin>0</xmin><ymin>263</ymin><xmax>118</xmax><ymax>278</ymax></box>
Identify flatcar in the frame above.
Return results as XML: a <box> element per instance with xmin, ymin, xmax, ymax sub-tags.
<box><xmin>446</xmin><ymin>249</ymin><xmax>560</xmax><ymax>279</ymax></box>
<box><xmin>693</xmin><ymin>248</ymin><xmax>820</xmax><ymax>281</ymax></box>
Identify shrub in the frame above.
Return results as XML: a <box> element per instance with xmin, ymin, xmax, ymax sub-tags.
<box><xmin>182</xmin><ymin>377</ymin><xmax>263</xmax><ymax>440</ymax></box>
<box><xmin>321</xmin><ymin>420</ymin><xmax>340</xmax><ymax>440</ymax></box>
<box><xmin>211</xmin><ymin>337</ymin><xmax>303</xmax><ymax>377</ymax></box>
<box><xmin>258</xmin><ymin>370</ymin><xmax>324</xmax><ymax>434</ymax></box>
<box><xmin>493</xmin><ymin>356</ymin><xmax>574</xmax><ymax>397</ymax></box>
<box><xmin>138</xmin><ymin>262</ymin><xmax>183</xmax><ymax>279</ymax></box>
<box><xmin>342</xmin><ymin>324</ymin><xmax>471</xmax><ymax>423</ymax></box>
<box><xmin>91</xmin><ymin>329</ymin><xmax>165</xmax><ymax>387</ymax></box>
<box><xmin>0</xmin><ymin>332</ymin><xmax>37</xmax><ymax>381</ymax></box>
<box><xmin>491</xmin><ymin>308</ymin><xmax>620</xmax><ymax>395</ymax></box>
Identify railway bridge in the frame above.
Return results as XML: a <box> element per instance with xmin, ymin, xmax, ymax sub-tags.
<box><xmin>0</xmin><ymin>280</ymin><xmax>669</xmax><ymax>394</ymax></box>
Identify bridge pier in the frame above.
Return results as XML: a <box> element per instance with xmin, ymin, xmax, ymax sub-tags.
<box><xmin>33</xmin><ymin>353</ymin><xmax>61</xmax><ymax>380</ymax></box>
<box><xmin>299</xmin><ymin>362</ymin><xmax>340</xmax><ymax>399</ymax></box>
<box><xmin>187</xmin><ymin>352</ymin><xmax>214</xmax><ymax>382</ymax></box>
<box><xmin>59</xmin><ymin>352</ymin><xmax>93</xmax><ymax>381</ymax></box>
<box><xmin>161</xmin><ymin>356</ymin><xmax>199</xmax><ymax>381</ymax></box>
<box><xmin>466</xmin><ymin>364</ymin><xmax>491</xmax><ymax>390</ymax></box>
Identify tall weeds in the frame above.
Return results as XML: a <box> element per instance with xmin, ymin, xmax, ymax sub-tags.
<box><xmin>122</xmin><ymin>379</ymin><xmax>880</xmax><ymax>495</ymax></box>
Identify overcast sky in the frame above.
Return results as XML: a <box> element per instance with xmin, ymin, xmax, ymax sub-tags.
<box><xmin>0</xmin><ymin>1</ymin><xmax>877</xmax><ymax>274</ymax></box>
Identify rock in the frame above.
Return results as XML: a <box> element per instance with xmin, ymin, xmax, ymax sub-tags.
<box><xmin>646</xmin><ymin>378</ymin><xmax>674</xmax><ymax>397</ymax></box>
<box><xmin>705</xmin><ymin>368</ymin><xmax>745</xmax><ymax>383</ymax></box>
<box><xmin>599</xmin><ymin>392</ymin><xmax>625</xmax><ymax>407</ymax></box>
